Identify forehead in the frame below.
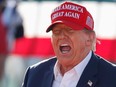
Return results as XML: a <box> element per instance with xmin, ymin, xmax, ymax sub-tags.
<box><xmin>52</xmin><ymin>23</ymin><xmax>72</xmax><ymax>30</ymax></box>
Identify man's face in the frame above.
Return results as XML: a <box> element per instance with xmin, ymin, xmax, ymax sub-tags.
<box><xmin>51</xmin><ymin>23</ymin><xmax>90</xmax><ymax>65</ymax></box>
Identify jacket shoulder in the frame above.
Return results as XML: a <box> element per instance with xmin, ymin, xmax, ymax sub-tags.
<box><xmin>96</xmin><ymin>55</ymin><xmax>116</xmax><ymax>78</ymax></box>
<box><xmin>30</xmin><ymin>57</ymin><xmax>57</xmax><ymax>70</ymax></box>
<box><xmin>96</xmin><ymin>55</ymin><xmax>116</xmax><ymax>70</ymax></box>
<box><xmin>22</xmin><ymin>57</ymin><xmax>57</xmax><ymax>87</ymax></box>
<box><xmin>94</xmin><ymin>55</ymin><xmax>116</xmax><ymax>86</ymax></box>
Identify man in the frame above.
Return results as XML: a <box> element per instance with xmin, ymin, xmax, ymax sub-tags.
<box><xmin>22</xmin><ymin>1</ymin><xmax>116</xmax><ymax>87</ymax></box>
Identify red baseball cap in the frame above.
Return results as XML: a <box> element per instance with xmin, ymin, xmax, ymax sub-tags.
<box><xmin>46</xmin><ymin>1</ymin><xmax>94</xmax><ymax>32</ymax></box>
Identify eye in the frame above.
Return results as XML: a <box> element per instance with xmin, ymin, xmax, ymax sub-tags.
<box><xmin>52</xmin><ymin>29</ymin><xmax>60</xmax><ymax>35</ymax></box>
<box><xmin>68</xmin><ymin>28</ymin><xmax>75</xmax><ymax>33</ymax></box>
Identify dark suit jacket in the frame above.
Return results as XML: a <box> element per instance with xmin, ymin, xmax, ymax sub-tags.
<box><xmin>22</xmin><ymin>53</ymin><xmax>116</xmax><ymax>87</ymax></box>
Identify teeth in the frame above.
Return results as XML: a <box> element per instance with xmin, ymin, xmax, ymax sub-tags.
<box><xmin>62</xmin><ymin>50</ymin><xmax>69</xmax><ymax>54</ymax></box>
<box><xmin>60</xmin><ymin>44</ymin><xmax>69</xmax><ymax>46</ymax></box>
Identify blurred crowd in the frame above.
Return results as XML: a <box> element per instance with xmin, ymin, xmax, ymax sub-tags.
<box><xmin>0</xmin><ymin>0</ymin><xmax>25</xmax><ymax>87</ymax></box>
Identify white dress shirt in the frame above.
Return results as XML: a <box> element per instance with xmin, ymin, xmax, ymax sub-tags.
<box><xmin>52</xmin><ymin>51</ymin><xmax>92</xmax><ymax>87</ymax></box>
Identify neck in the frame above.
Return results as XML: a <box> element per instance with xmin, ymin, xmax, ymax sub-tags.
<box><xmin>59</xmin><ymin>50</ymin><xmax>91</xmax><ymax>76</ymax></box>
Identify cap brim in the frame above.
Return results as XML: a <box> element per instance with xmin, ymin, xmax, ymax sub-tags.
<box><xmin>46</xmin><ymin>20</ymin><xmax>84</xmax><ymax>33</ymax></box>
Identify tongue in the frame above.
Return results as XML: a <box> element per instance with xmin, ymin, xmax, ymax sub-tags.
<box><xmin>62</xmin><ymin>46</ymin><xmax>71</xmax><ymax>50</ymax></box>
<box><xmin>60</xmin><ymin>46</ymin><xmax>71</xmax><ymax>54</ymax></box>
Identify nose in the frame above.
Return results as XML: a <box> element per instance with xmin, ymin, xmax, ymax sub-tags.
<box><xmin>59</xmin><ymin>31</ymin><xmax>68</xmax><ymax>40</ymax></box>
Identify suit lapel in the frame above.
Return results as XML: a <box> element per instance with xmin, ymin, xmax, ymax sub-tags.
<box><xmin>41</xmin><ymin>70</ymin><xmax>54</xmax><ymax>87</ymax></box>
<box><xmin>41</xmin><ymin>60</ymin><xmax>56</xmax><ymax>87</ymax></box>
<box><xmin>76</xmin><ymin>53</ymin><xmax>99</xmax><ymax>87</ymax></box>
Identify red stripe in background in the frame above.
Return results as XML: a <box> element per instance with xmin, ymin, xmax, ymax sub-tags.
<box><xmin>96</xmin><ymin>38</ymin><xmax>116</xmax><ymax>62</ymax></box>
<box><xmin>12</xmin><ymin>37</ymin><xmax>116</xmax><ymax>62</ymax></box>
<box><xmin>12</xmin><ymin>37</ymin><xmax>55</xmax><ymax>58</ymax></box>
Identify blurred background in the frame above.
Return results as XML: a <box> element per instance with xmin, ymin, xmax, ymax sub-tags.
<box><xmin>0</xmin><ymin>0</ymin><xmax>116</xmax><ymax>87</ymax></box>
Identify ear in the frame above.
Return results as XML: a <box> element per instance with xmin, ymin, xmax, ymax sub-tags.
<box><xmin>85</xmin><ymin>32</ymin><xmax>95</xmax><ymax>46</ymax></box>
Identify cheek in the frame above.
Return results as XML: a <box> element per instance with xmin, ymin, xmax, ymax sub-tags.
<box><xmin>72</xmin><ymin>36</ymin><xmax>86</xmax><ymax>50</ymax></box>
<box><xmin>51</xmin><ymin>37</ymin><xmax>58</xmax><ymax>50</ymax></box>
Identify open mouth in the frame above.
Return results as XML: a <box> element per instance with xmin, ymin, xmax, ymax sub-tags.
<box><xmin>60</xmin><ymin>44</ymin><xmax>71</xmax><ymax>54</ymax></box>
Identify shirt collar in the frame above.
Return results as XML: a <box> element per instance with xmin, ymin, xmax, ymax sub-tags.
<box><xmin>54</xmin><ymin>61</ymin><xmax>62</xmax><ymax>79</ymax></box>
<box><xmin>74</xmin><ymin>51</ymin><xmax>92</xmax><ymax>78</ymax></box>
<box><xmin>54</xmin><ymin>51</ymin><xmax>92</xmax><ymax>79</ymax></box>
